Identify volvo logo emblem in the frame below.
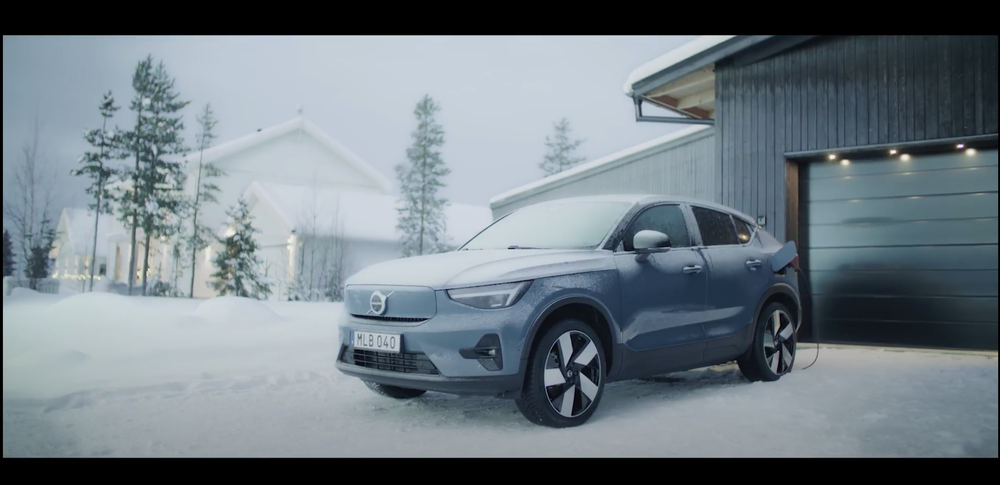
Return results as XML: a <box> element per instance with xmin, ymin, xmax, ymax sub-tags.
<box><xmin>369</xmin><ymin>291</ymin><xmax>389</xmax><ymax>315</ymax></box>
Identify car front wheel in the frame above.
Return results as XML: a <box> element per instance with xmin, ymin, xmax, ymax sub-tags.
<box><xmin>516</xmin><ymin>319</ymin><xmax>607</xmax><ymax>428</ymax></box>
<box><xmin>738</xmin><ymin>302</ymin><xmax>797</xmax><ymax>382</ymax></box>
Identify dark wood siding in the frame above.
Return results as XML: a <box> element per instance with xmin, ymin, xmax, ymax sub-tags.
<box><xmin>716</xmin><ymin>35</ymin><xmax>999</xmax><ymax>243</ymax></box>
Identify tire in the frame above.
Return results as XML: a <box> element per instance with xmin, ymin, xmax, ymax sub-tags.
<box><xmin>363</xmin><ymin>380</ymin><xmax>427</xmax><ymax>399</ymax></box>
<box><xmin>738</xmin><ymin>302</ymin><xmax>797</xmax><ymax>383</ymax></box>
<box><xmin>515</xmin><ymin>319</ymin><xmax>607</xmax><ymax>428</ymax></box>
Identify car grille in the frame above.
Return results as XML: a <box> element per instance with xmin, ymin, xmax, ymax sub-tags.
<box><xmin>350</xmin><ymin>314</ymin><xmax>427</xmax><ymax>323</ymax></box>
<box><xmin>341</xmin><ymin>346</ymin><xmax>440</xmax><ymax>375</ymax></box>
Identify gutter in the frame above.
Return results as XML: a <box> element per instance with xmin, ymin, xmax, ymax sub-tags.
<box><xmin>633</xmin><ymin>97</ymin><xmax>715</xmax><ymax>126</ymax></box>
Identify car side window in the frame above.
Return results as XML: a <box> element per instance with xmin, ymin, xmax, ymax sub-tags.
<box><xmin>622</xmin><ymin>205</ymin><xmax>691</xmax><ymax>251</ymax></box>
<box><xmin>692</xmin><ymin>206</ymin><xmax>739</xmax><ymax>246</ymax></box>
<box><xmin>732</xmin><ymin>217</ymin><xmax>754</xmax><ymax>245</ymax></box>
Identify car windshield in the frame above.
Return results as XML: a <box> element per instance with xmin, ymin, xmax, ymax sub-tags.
<box><xmin>461</xmin><ymin>200</ymin><xmax>632</xmax><ymax>250</ymax></box>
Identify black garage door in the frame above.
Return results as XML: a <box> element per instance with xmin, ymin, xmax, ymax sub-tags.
<box><xmin>801</xmin><ymin>148</ymin><xmax>998</xmax><ymax>350</ymax></box>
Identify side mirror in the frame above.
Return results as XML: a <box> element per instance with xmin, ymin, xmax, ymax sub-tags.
<box><xmin>633</xmin><ymin>230</ymin><xmax>671</xmax><ymax>253</ymax></box>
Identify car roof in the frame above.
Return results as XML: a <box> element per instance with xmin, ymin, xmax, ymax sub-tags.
<box><xmin>527</xmin><ymin>194</ymin><xmax>756</xmax><ymax>224</ymax></box>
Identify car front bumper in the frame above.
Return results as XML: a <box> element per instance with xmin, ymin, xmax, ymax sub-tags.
<box><xmin>334</xmin><ymin>291</ymin><xmax>536</xmax><ymax>398</ymax></box>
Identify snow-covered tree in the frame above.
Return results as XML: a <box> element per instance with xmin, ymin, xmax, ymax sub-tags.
<box><xmin>210</xmin><ymin>198</ymin><xmax>272</xmax><ymax>300</ymax></box>
<box><xmin>72</xmin><ymin>91</ymin><xmax>120</xmax><ymax>292</ymax></box>
<box><xmin>287</xmin><ymin>184</ymin><xmax>348</xmax><ymax>302</ymax></box>
<box><xmin>169</xmin><ymin>234</ymin><xmax>188</xmax><ymax>296</ymax></box>
<box><xmin>116</xmin><ymin>56</ymin><xmax>155</xmax><ymax>294</ymax></box>
<box><xmin>186</xmin><ymin>103</ymin><xmax>224</xmax><ymax>297</ymax></box>
<box><xmin>2</xmin><ymin>119</ymin><xmax>60</xmax><ymax>281</ymax></box>
<box><xmin>114</xmin><ymin>56</ymin><xmax>191</xmax><ymax>296</ymax></box>
<box><xmin>24</xmin><ymin>216</ymin><xmax>56</xmax><ymax>290</ymax></box>
<box><xmin>539</xmin><ymin>117</ymin><xmax>586</xmax><ymax>177</ymax></box>
<box><xmin>395</xmin><ymin>94</ymin><xmax>451</xmax><ymax>257</ymax></box>
<box><xmin>3</xmin><ymin>230</ymin><xmax>14</xmax><ymax>277</ymax></box>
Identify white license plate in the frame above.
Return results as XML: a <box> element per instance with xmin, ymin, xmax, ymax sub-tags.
<box><xmin>353</xmin><ymin>331</ymin><xmax>401</xmax><ymax>354</ymax></box>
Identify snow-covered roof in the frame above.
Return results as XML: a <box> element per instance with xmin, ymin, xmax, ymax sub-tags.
<box><xmin>623</xmin><ymin>36</ymin><xmax>736</xmax><ymax>97</ymax></box>
<box><xmin>57</xmin><ymin>208</ymin><xmax>115</xmax><ymax>258</ymax></box>
<box><xmin>243</xmin><ymin>181</ymin><xmax>493</xmax><ymax>247</ymax></box>
<box><xmin>179</xmin><ymin>116</ymin><xmax>393</xmax><ymax>193</ymax></box>
<box><xmin>489</xmin><ymin>125</ymin><xmax>712</xmax><ymax>208</ymax></box>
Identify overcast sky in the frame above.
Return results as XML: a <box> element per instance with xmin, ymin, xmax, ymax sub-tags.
<box><xmin>3</xmin><ymin>35</ymin><xmax>692</xmax><ymax>213</ymax></box>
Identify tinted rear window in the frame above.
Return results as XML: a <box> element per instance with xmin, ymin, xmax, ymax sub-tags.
<box><xmin>692</xmin><ymin>207</ymin><xmax>739</xmax><ymax>246</ymax></box>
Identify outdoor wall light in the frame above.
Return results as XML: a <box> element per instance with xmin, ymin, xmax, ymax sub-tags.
<box><xmin>957</xmin><ymin>144</ymin><xmax>965</xmax><ymax>149</ymax></box>
<box><xmin>889</xmin><ymin>149</ymin><xmax>898</xmax><ymax>155</ymax></box>
<box><xmin>828</xmin><ymin>154</ymin><xmax>837</xmax><ymax>160</ymax></box>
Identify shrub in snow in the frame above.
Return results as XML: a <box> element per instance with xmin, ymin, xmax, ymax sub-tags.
<box><xmin>209</xmin><ymin>198</ymin><xmax>272</xmax><ymax>300</ymax></box>
<box><xmin>3</xmin><ymin>230</ymin><xmax>14</xmax><ymax>277</ymax></box>
<box><xmin>24</xmin><ymin>220</ymin><xmax>56</xmax><ymax>291</ymax></box>
<box><xmin>395</xmin><ymin>94</ymin><xmax>451</xmax><ymax>257</ymax></box>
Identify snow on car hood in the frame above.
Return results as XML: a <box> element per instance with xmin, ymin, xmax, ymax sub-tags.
<box><xmin>345</xmin><ymin>249</ymin><xmax>616</xmax><ymax>290</ymax></box>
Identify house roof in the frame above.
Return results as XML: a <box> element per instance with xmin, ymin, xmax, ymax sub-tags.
<box><xmin>243</xmin><ymin>181</ymin><xmax>494</xmax><ymax>247</ymax></box>
<box><xmin>57</xmin><ymin>208</ymin><xmax>115</xmax><ymax>258</ymax></box>
<box><xmin>624</xmin><ymin>36</ymin><xmax>820</xmax><ymax>120</ymax></box>
<box><xmin>624</xmin><ymin>36</ymin><xmax>736</xmax><ymax>97</ymax></box>
<box><xmin>489</xmin><ymin>125</ymin><xmax>712</xmax><ymax>209</ymax></box>
<box><xmin>179</xmin><ymin>116</ymin><xmax>393</xmax><ymax>193</ymax></box>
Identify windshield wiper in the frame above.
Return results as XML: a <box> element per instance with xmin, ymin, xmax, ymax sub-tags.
<box><xmin>507</xmin><ymin>245</ymin><xmax>544</xmax><ymax>250</ymax></box>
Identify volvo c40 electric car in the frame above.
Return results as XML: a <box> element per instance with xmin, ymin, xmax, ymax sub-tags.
<box><xmin>336</xmin><ymin>195</ymin><xmax>802</xmax><ymax>428</ymax></box>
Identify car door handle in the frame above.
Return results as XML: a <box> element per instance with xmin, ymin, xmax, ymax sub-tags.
<box><xmin>745</xmin><ymin>260</ymin><xmax>763</xmax><ymax>270</ymax></box>
<box><xmin>682</xmin><ymin>265</ymin><xmax>703</xmax><ymax>274</ymax></box>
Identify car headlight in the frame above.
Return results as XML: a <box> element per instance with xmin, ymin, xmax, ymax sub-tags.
<box><xmin>447</xmin><ymin>281</ymin><xmax>532</xmax><ymax>309</ymax></box>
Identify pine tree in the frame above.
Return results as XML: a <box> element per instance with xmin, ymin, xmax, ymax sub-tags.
<box><xmin>3</xmin><ymin>230</ymin><xmax>14</xmax><ymax>278</ymax></box>
<box><xmin>113</xmin><ymin>56</ymin><xmax>191</xmax><ymax>296</ymax></box>
<box><xmin>209</xmin><ymin>198</ymin><xmax>272</xmax><ymax>300</ymax></box>
<box><xmin>72</xmin><ymin>91</ymin><xmax>120</xmax><ymax>292</ymax></box>
<box><xmin>117</xmin><ymin>56</ymin><xmax>155</xmax><ymax>295</ymax></box>
<box><xmin>24</xmin><ymin>216</ymin><xmax>56</xmax><ymax>290</ymax></box>
<box><xmin>395</xmin><ymin>94</ymin><xmax>451</xmax><ymax>257</ymax></box>
<box><xmin>539</xmin><ymin>117</ymin><xmax>586</xmax><ymax>177</ymax></box>
<box><xmin>136</xmin><ymin>61</ymin><xmax>191</xmax><ymax>296</ymax></box>
<box><xmin>187</xmin><ymin>103</ymin><xmax>224</xmax><ymax>297</ymax></box>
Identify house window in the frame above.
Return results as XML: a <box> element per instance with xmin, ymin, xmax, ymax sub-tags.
<box><xmin>98</xmin><ymin>263</ymin><xmax>107</xmax><ymax>276</ymax></box>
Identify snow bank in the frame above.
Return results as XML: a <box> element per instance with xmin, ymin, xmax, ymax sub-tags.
<box><xmin>195</xmin><ymin>296</ymin><xmax>281</xmax><ymax>326</ymax></box>
<box><xmin>2</xmin><ymin>291</ymin><xmax>339</xmax><ymax>400</ymax></box>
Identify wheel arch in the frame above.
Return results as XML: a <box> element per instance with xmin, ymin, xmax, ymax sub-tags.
<box><xmin>755</xmin><ymin>283</ymin><xmax>802</xmax><ymax>332</ymax></box>
<box><xmin>519</xmin><ymin>296</ymin><xmax>621</xmax><ymax>379</ymax></box>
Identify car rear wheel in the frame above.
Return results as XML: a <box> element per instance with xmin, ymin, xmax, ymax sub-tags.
<box><xmin>516</xmin><ymin>319</ymin><xmax>606</xmax><ymax>428</ymax></box>
<box><xmin>363</xmin><ymin>380</ymin><xmax>427</xmax><ymax>399</ymax></box>
<box><xmin>738</xmin><ymin>302</ymin><xmax>797</xmax><ymax>382</ymax></box>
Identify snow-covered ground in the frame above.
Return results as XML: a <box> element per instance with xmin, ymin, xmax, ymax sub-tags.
<box><xmin>3</xmin><ymin>290</ymin><xmax>997</xmax><ymax>457</ymax></box>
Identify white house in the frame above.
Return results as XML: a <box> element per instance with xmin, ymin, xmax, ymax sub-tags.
<box><xmin>50</xmin><ymin>207</ymin><xmax>116</xmax><ymax>292</ymax></box>
<box><xmin>100</xmin><ymin>115</ymin><xmax>493</xmax><ymax>299</ymax></box>
<box><xmin>239</xmin><ymin>181</ymin><xmax>492</xmax><ymax>300</ymax></box>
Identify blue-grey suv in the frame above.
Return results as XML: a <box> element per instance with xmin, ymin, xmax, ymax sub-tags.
<box><xmin>336</xmin><ymin>195</ymin><xmax>802</xmax><ymax>428</ymax></box>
